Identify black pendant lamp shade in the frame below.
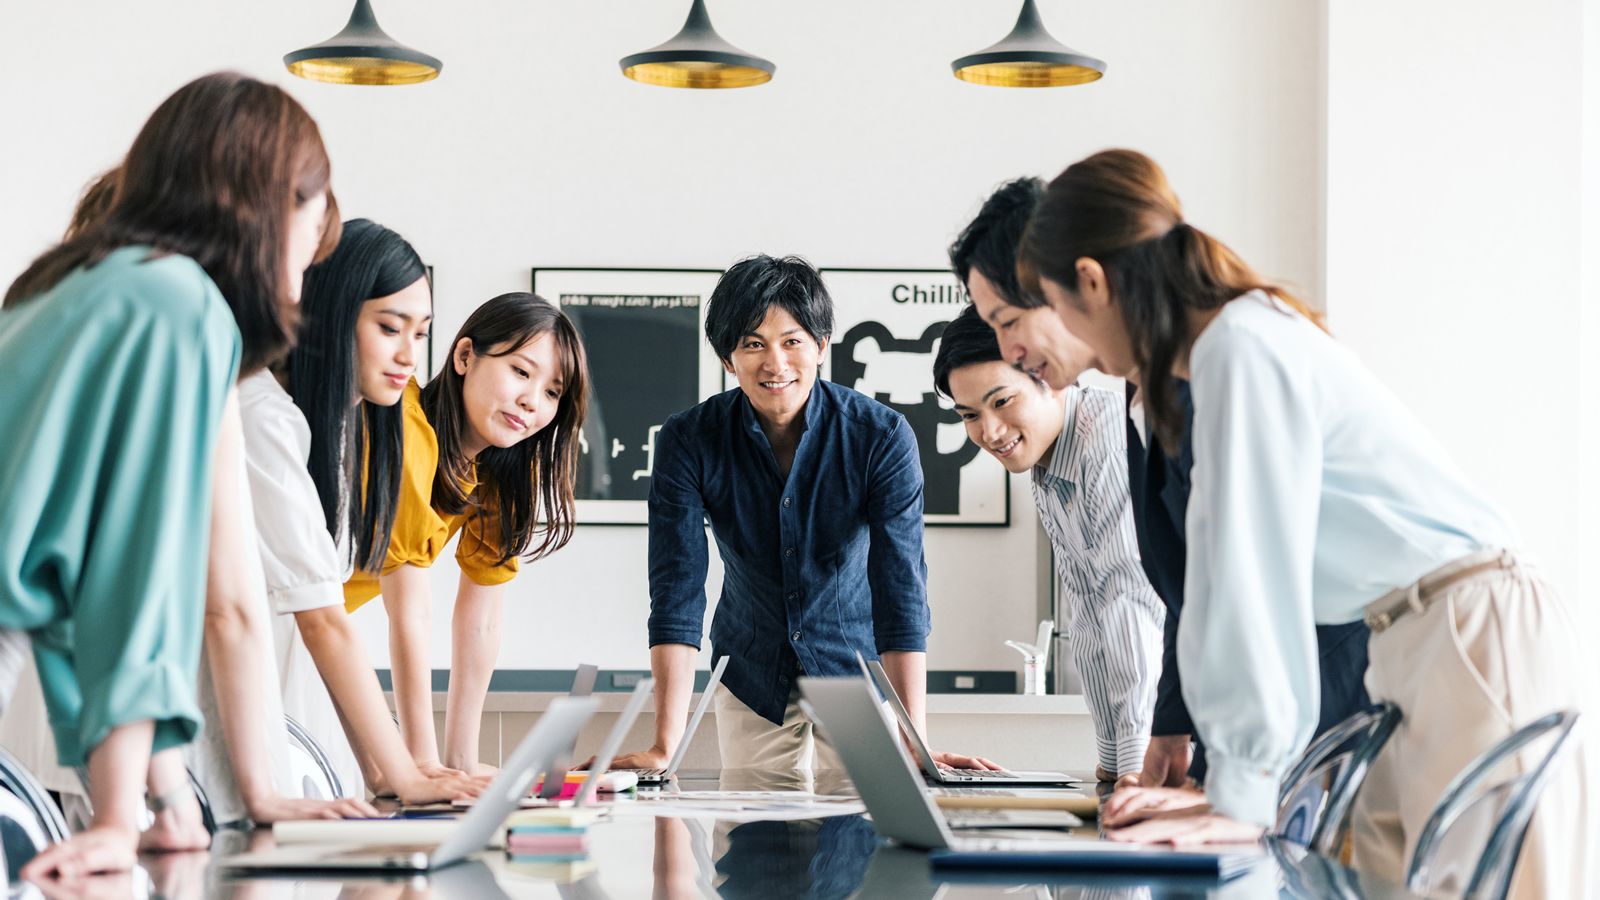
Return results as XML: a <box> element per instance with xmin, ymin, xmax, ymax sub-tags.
<box><xmin>284</xmin><ymin>0</ymin><xmax>442</xmax><ymax>86</ymax></box>
<box><xmin>620</xmin><ymin>0</ymin><xmax>773</xmax><ymax>89</ymax></box>
<box><xmin>952</xmin><ymin>0</ymin><xmax>1105</xmax><ymax>88</ymax></box>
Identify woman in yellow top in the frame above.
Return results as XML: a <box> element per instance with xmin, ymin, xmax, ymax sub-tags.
<box><xmin>345</xmin><ymin>292</ymin><xmax>590</xmax><ymax>775</ymax></box>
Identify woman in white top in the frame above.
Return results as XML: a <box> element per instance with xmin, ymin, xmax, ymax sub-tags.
<box><xmin>258</xmin><ymin>219</ymin><xmax>482</xmax><ymax>803</ymax></box>
<box><xmin>1014</xmin><ymin>149</ymin><xmax>1595</xmax><ymax>897</ymax></box>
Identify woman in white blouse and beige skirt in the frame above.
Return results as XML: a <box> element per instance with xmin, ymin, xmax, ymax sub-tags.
<box><xmin>1013</xmin><ymin>148</ymin><xmax>1596</xmax><ymax>898</ymax></box>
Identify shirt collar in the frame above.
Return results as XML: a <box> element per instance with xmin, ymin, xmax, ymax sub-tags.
<box><xmin>1036</xmin><ymin>385</ymin><xmax>1082</xmax><ymax>486</ymax></box>
<box><xmin>1128</xmin><ymin>384</ymin><xmax>1147</xmax><ymax>449</ymax></box>
<box><xmin>738</xmin><ymin>377</ymin><xmax>825</xmax><ymax>439</ymax></box>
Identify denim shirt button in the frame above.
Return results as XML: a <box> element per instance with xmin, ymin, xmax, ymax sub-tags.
<box><xmin>786</xmin><ymin>591</ymin><xmax>798</xmax><ymax>601</ymax></box>
<box><xmin>784</xmin><ymin>546</ymin><xmax>796</xmax><ymax>558</ymax></box>
<box><xmin>791</xmin><ymin>631</ymin><xmax>801</xmax><ymax>641</ymax></box>
<box><xmin>783</xmin><ymin>497</ymin><xmax>792</xmax><ymax>508</ymax></box>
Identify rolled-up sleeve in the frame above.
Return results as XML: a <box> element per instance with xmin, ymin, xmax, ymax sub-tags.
<box><xmin>647</xmin><ymin>416</ymin><xmax>710</xmax><ymax>649</ymax></box>
<box><xmin>1184</xmin><ymin>329</ymin><xmax>1323</xmax><ymax>827</ymax></box>
<box><xmin>864</xmin><ymin>418</ymin><xmax>929</xmax><ymax>653</ymax></box>
<box><xmin>455</xmin><ymin>510</ymin><xmax>520</xmax><ymax>587</ymax></box>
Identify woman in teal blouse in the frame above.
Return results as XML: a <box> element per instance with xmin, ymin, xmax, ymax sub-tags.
<box><xmin>0</xmin><ymin>71</ymin><xmax>339</xmax><ymax>881</ymax></box>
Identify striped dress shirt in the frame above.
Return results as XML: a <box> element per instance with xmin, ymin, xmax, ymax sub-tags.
<box><xmin>1031</xmin><ymin>385</ymin><xmax>1165</xmax><ymax>776</ymax></box>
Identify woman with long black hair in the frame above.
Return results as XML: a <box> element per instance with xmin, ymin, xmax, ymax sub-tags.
<box><xmin>340</xmin><ymin>293</ymin><xmax>590</xmax><ymax>776</ymax></box>
<box><xmin>1017</xmin><ymin>148</ymin><xmax>1595</xmax><ymax>898</ymax></box>
<box><xmin>256</xmin><ymin>218</ymin><xmax>483</xmax><ymax>804</ymax></box>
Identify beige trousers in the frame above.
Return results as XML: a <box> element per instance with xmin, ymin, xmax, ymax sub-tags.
<box><xmin>1352</xmin><ymin>549</ymin><xmax>1599</xmax><ymax>899</ymax></box>
<box><xmin>714</xmin><ymin>682</ymin><xmax>844</xmax><ymax>774</ymax></box>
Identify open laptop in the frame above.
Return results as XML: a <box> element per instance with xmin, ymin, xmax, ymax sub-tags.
<box><xmin>537</xmin><ymin>664</ymin><xmax>601</xmax><ymax>799</ymax></box>
<box><xmin>610</xmin><ymin>656</ymin><xmax>727</xmax><ymax>786</ymax></box>
<box><xmin>571</xmin><ymin>677</ymin><xmax>653</xmax><ymax>805</ymax></box>
<box><xmin>222</xmin><ymin>696</ymin><xmax>598</xmax><ymax>872</ymax></box>
<box><xmin>799</xmin><ymin>677</ymin><xmax>1261</xmax><ymax>876</ymax></box>
<box><xmin>855</xmin><ymin>653</ymin><xmax>1077</xmax><ymax>786</ymax></box>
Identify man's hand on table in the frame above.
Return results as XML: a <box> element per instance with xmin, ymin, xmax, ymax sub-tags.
<box><xmin>1116</xmin><ymin>734</ymin><xmax>1195</xmax><ymax>789</ymax></box>
<box><xmin>605</xmin><ymin>745</ymin><xmax>672</xmax><ymax>771</ymax></box>
<box><xmin>930</xmin><ymin>749</ymin><xmax>1003</xmax><ymax>770</ymax></box>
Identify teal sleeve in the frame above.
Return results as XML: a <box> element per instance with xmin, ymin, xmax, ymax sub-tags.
<box><xmin>0</xmin><ymin>251</ymin><xmax>240</xmax><ymax>765</ymax></box>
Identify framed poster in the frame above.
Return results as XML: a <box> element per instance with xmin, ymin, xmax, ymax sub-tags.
<box><xmin>531</xmin><ymin>268</ymin><xmax>724</xmax><ymax>524</ymax></box>
<box><xmin>821</xmin><ymin>269</ymin><xmax>1009</xmax><ymax>526</ymax></box>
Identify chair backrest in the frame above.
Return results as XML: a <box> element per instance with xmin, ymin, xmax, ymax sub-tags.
<box><xmin>284</xmin><ymin>714</ymin><xmax>345</xmax><ymax>800</ymax></box>
<box><xmin>186</xmin><ymin>767</ymin><xmax>217</xmax><ymax>835</ymax></box>
<box><xmin>0</xmin><ymin>746</ymin><xmax>69</xmax><ymax>881</ymax></box>
<box><xmin>1406</xmin><ymin>710</ymin><xmax>1580</xmax><ymax>900</ymax></box>
<box><xmin>1275</xmin><ymin>702</ymin><xmax>1402</xmax><ymax>855</ymax></box>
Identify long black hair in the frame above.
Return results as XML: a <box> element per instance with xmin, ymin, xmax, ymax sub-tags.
<box><xmin>422</xmin><ymin>293</ymin><xmax>589</xmax><ymax>565</ymax></box>
<box><xmin>287</xmin><ymin>218</ymin><xmax>427</xmax><ymax>573</ymax></box>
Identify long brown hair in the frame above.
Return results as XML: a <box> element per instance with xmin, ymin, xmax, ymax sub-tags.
<box><xmin>64</xmin><ymin>167</ymin><xmax>122</xmax><ymax>241</ymax></box>
<box><xmin>422</xmin><ymin>293</ymin><xmax>589</xmax><ymax>565</ymax></box>
<box><xmin>5</xmin><ymin>72</ymin><xmax>341</xmax><ymax>375</ymax></box>
<box><xmin>1018</xmin><ymin>148</ymin><xmax>1319</xmax><ymax>448</ymax></box>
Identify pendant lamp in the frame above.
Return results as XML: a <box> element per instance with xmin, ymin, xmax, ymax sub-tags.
<box><xmin>952</xmin><ymin>0</ymin><xmax>1104</xmax><ymax>88</ymax></box>
<box><xmin>284</xmin><ymin>0</ymin><xmax>442</xmax><ymax>86</ymax></box>
<box><xmin>620</xmin><ymin>0</ymin><xmax>773</xmax><ymax>89</ymax></box>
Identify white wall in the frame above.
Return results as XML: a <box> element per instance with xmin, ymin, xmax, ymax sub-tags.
<box><xmin>1325</xmin><ymin>0</ymin><xmax>1594</xmax><ymax>648</ymax></box>
<box><xmin>0</xmin><ymin>1</ymin><xmax>1321</xmax><ymax>671</ymax></box>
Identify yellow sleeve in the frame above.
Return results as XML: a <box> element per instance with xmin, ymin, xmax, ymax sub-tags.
<box><xmin>344</xmin><ymin>380</ymin><xmax>449</xmax><ymax>612</ymax></box>
<box><xmin>450</xmin><ymin>507</ymin><xmax>520</xmax><ymax>587</ymax></box>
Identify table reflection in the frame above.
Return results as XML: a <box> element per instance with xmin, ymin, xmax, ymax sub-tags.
<box><xmin>166</xmin><ymin>770</ymin><xmax>1424</xmax><ymax>900</ymax></box>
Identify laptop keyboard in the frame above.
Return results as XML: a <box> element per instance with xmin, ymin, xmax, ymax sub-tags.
<box><xmin>949</xmin><ymin>769</ymin><xmax>1017</xmax><ymax>778</ymax></box>
<box><xmin>620</xmin><ymin>768</ymin><xmax>666</xmax><ymax>778</ymax></box>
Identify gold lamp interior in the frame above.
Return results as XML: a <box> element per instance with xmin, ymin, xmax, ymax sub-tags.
<box><xmin>953</xmin><ymin>60</ymin><xmax>1103</xmax><ymax>88</ymax></box>
<box><xmin>622</xmin><ymin>60</ymin><xmax>772</xmax><ymax>89</ymax></box>
<box><xmin>286</xmin><ymin>56</ymin><xmax>440</xmax><ymax>86</ymax></box>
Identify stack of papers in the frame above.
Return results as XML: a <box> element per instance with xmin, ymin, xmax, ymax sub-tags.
<box><xmin>505</xmin><ymin>808</ymin><xmax>608</xmax><ymax>866</ymax></box>
<box><xmin>612</xmin><ymin>790</ymin><xmax>865</xmax><ymax>822</ymax></box>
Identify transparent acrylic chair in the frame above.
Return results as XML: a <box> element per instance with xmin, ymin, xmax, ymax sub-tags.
<box><xmin>1276</xmin><ymin>702</ymin><xmax>1402</xmax><ymax>855</ymax></box>
<box><xmin>0</xmin><ymin>745</ymin><xmax>69</xmax><ymax>882</ymax></box>
<box><xmin>285</xmin><ymin>714</ymin><xmax>345</xmax><ymax>800</ymax></box>
<box><xmin>1406</xmin><ymin>709</ymin><xmax>1580</xmax><ymax>900</ymax></box>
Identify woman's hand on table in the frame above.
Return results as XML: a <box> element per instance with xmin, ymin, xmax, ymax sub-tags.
<box><xmin>1103</xmin><ymin>801</ymin><xmax>1265</xmax><ymax>845</ymax></box>
<box><xmin>22</xmin><ymin>824</ymin><xmax>142</xmax><ymax>883</ymax></box>
<box><xmin>1101</xmin><ymin>784</ymin><xmax>1209</xmax><ymax>827</ymax></box>
<box><xmin>247</xmin><ymin>794</ymin><xmax>380</xmax><ymax>822</ymax></box>
<box><xmin>392</xmin><ymin>769</ymin><xmax>490</xmax><ymax>805</ymax></box>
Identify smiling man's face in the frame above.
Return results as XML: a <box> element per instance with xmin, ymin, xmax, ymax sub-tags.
<box><xmin>723</xmin><ymin>305</ymin><xmax>827</xmax><ymax>429</ymax></box>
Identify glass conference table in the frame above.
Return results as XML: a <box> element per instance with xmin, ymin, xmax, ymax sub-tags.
<box><xmin>101</xmin><ymin>770</ymin><xmax>1423</xmax><ymax>899</ymax></box>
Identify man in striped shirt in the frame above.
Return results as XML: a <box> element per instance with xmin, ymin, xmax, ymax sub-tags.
<box><xmin>933</xmin><ymin>181</ymin><xmax>1164</xmax><ymax>781</ymax></box>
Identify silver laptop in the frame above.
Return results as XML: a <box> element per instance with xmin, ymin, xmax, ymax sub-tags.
<box><xmin>856</xmin><ymin>653</ymin><xmax>1077</xmax><ymax>786</ymax></box>
<box><xmin>538</xmin><ymin>664</ymin><xmax>601</xmax><ymax>799</ymax></box>
<box><xmin>611</xmin><ymin>656</ymin><xmax>727</xmax><ymax>786</ymax></box>
<box><xmin>799</xmin><ymin>676</ymin><xmax>1262</xmax><ymax>877</ymax></box>
<box><xmin>222</xmin><ymin>696</ymin><xmax>598</xmax><ymax>872</ymax></box>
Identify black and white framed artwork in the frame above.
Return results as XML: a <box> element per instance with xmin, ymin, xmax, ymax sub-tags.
<box><xmin>532</xmin><ymin>268</ymin><xmax>723</xmax><ymax>524</ymax></box>
<box><xmin>822</xmin><ymin>269</ymin><xmax>1008</xmax><ymax>526</ymax></box>
<box><xmin>533</xmin><ymin>266</ymin><xmax>1008</xmax><ymax>527</ymax></box>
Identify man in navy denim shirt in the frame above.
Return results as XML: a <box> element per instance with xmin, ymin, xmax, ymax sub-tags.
<box><xmin>611</xmin><ymin>255</ymin><xmax>996</xmax><ymax>772</ymax></box>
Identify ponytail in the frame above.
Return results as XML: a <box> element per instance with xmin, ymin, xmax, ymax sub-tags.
<box><xmin>1019</xmin><ymin>149</ymin><xmax>1318</xmax><ymax>447</ymax></box>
